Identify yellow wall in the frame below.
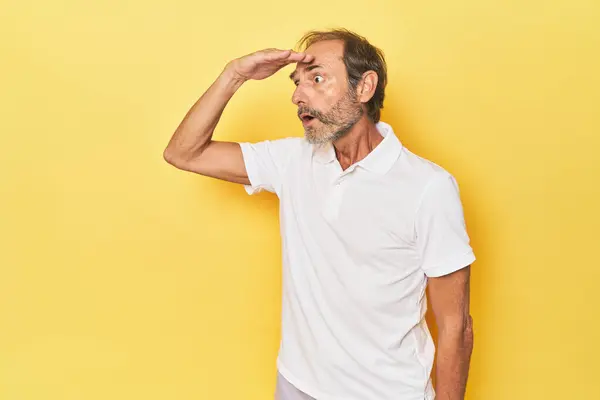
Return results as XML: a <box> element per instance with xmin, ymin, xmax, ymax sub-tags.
<box><xmin>2</xmin><ymin>1</ymin><xmax>599</xmax><ymax>399</ymax></box>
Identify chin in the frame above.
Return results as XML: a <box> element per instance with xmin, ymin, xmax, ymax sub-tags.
<box><xmin>305</xmin><ymin>129</ymin><xmax>332</xmax><ymax>145</ymax></box>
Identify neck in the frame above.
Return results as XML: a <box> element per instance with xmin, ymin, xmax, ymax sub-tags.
<box><xmin>332</xmin><ymin>117</ymin><xmax>383</xmax><ymax>170</ymax></box>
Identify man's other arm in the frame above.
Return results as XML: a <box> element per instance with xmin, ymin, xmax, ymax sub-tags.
<box><xmin>428</xmin><ymin>265</ymin><xmax>474</xmax><ymax>400</ymax></box>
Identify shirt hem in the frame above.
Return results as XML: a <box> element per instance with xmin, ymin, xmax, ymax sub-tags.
<box><xmin>424</xmin><ymin>250</ymin><xmax>476</xmax><ymax>278</ymax></box>
<box><xmin>277</xmin><ymin>358</ymin><xmax>434</xmax><ymax>400</ymax></box>
<box><xmin>276</xmin><ymin>358</ymin><xmax>343</xmax><ymax>400</ymax></box>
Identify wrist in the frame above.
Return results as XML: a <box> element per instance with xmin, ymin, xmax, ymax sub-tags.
<box><xmin>221</xmin><ymin>62</ymin><xmax>248</xmax><ymax>88</ymax></box>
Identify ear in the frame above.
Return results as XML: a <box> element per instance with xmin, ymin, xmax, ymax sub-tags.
<box><xmin>357</xmin><ymin>71</ymin><xmax>378</xmax><ymax>104</ymax></box>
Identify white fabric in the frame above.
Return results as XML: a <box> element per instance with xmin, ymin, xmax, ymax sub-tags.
<box><xmin>240</xmin><ymin>121</ymin><xmax>476</xmax><ymax>400</ymax></box>
<box><xmin>276</xmin><ymin>371</ymin><xmax>315</xmax><ymax>400</ymax></box>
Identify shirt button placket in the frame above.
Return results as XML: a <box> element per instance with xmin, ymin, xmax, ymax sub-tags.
<box><xmin>323</xmin><ymin>177</ymin><xmax>343</xmax><ymax>220</ymax></box>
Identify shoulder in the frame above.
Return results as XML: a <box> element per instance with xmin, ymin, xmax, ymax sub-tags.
<box><xmin>239</xmin><ymin>136</ymin><xmax>306</xmax><ymax>158</ymax></box>
<box><xmin>393</xmin><ymin>146</ymin><xmax>456</xmax><ymax>195</ymax></box>
<box><xmin>247</xmin><ymin>136</ymin><xmax>305</xmax><ymax>148</ymax></box>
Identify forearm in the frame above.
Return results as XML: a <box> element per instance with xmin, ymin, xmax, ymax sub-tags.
<box><xmin>434</xmin><ymin>318</ymin><xmax>474</xmax><ymax>400</ymax></box>
<box><xmin>164</xmin><ymin>66</ymin><xmax>246</xmax><ymax>159</ymax></box>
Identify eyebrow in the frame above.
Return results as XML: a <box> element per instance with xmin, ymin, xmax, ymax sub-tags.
<box><xmin>289</xmin><ymin>64</ymin><xmax>324</xmax><ymax>81</ymax></box>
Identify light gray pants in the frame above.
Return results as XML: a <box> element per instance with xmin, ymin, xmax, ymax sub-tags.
<box><xmin>275</xmin><ymin>371</ymin><xmax>315</xmax><ymax>400</ymax></box>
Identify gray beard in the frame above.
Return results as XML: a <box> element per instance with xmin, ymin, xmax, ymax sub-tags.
<box><xmin>300</xmin><ymin>87</ymin><xmax>365</xmax><ymax>145</ymax></box>
<box><xmin>304</xmin><ymin>106</ymin><xmax>364</xmax><ymax>145</ymax></box>
<box><xmin>305</xmin><ymin>120</ymin><xmax>356</xmax><ymax>145</ymax></box>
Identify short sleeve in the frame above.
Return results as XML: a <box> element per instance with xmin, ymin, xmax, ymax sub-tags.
<box><xmin>239</xmin><ymin>137</ymin><xmax>302</xmax><ymax>196</ymax></box>
<box><xmin>415</xmin><ymin>172</ymin><xmax>476</xmax><ymax>277</ymax></box>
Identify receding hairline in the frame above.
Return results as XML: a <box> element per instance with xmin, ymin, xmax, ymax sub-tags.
<box><xmin>295</xmin><ymin>30</ymin><xmax>352</xmax><ymax>51</ymax></box>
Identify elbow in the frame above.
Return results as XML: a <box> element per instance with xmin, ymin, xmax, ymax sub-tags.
<box><xmin>163</xmin><ymin>146</ymin><xmax>200</xmax><ymax>170</ymax></box>
<box><xmin>439</xmin><ymin>315</ymin><xmax>474</xmax><ymax>352</ymax></box>
<box><xmin>163</xmin><ymin>147</ymin><xmax>176</xmax><ymax>165</ymax></box>
<box><xmin>163</xmin><ymin>147</ymin><xmax>187</xmax><ymax>169</ymax></box>
<box><xmin>163</xmin><ymin>138</ymin><xmax>209</xmax><ymax>169</ymax></box>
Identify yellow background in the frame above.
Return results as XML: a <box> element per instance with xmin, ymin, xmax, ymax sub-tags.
<box><xmin>2</xmin><ymin>1</ymin><xmax>599</xmax><ymax>399</ymax></box>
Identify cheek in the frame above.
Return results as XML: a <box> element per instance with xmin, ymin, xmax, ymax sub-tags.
<box><xmin>321</xmin><ymin>76</ymin><xmax>342</xmax><ymax>96</ymax></box>
<box><xmin>316</xmin><ymin>77</ymin><xmax>344</xmax><ymax>107</ymax></box>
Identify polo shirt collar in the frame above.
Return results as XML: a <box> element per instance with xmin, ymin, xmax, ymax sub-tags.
<box><xmin>312</xmin><ymin>121</ymin><xmax>403</xmax><ymax>175</ymax></box>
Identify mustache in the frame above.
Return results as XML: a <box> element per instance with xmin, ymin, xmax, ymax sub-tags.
<box><xmin>297</xmin><ymin>106</ymin><xmax>328</xmax><ymax>122</ymax></box>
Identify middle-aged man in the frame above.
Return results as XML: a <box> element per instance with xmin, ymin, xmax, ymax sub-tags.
<box><xmin>163</xmin><ymin>28</ymin><xmax>476</xmax><ymax>400</ymax></box>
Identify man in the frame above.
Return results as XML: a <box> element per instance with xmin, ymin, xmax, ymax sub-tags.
<box><xmin>163</xmin><ymin>29</ymin><xmax>476</xmax><ymax>400</ymax></box>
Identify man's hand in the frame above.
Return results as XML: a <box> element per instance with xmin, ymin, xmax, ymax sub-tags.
<box><xmin>225</xmin><ymin>48</ymin><xmax>314</xmax><ymax>82</ymax></box>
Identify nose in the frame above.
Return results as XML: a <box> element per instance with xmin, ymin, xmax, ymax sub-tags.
<box><xmin>292</xmin><ymin>84</ymin><xmax>307</xmax><ymax>106</ymax></box>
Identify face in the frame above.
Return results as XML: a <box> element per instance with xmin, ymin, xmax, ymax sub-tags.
<box><xmin>290</xmin><ymin>40</ymin><xmax>364</xmax><ymax>145</ymax></box>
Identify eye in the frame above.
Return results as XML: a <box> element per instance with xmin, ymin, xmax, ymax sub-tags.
<box><xmin>314</xmin><ymin>75</ymin><xmax>324</xmax><ymax>83</ymax></box>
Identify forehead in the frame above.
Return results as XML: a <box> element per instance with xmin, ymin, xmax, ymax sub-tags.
<box><xmin>305</xmin><ymin>39</ymin><xmax>344</xmax><ymax>63</ymax></box>
<box><xmin>292</xmin><ymin>39</ymin><xmax>345</xmax><ymax>76</ymax></box>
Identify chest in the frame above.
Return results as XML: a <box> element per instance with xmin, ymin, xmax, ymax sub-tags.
<box><xmin>282</xmin><ymin>159</ymin><xmax>419</xmax><ymax>263</ymax></box>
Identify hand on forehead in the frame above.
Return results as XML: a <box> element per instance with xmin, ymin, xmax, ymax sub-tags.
<box><xmin>291</xmin><ymin>40</ymin><xmax>345</xmax><ymax>78</ymax></box>
<box><xmin>304</xmin><ymin>40</ymin><xmax>344</xmax><ymax>61</ymax></box>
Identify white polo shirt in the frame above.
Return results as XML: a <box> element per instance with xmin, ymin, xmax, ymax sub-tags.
<box><xmin>239</xmin><ymin>121</ymin><xmax>476</xmax><ymax>400</ymax></box>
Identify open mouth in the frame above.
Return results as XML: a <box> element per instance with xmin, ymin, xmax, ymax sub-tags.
<box><xmin>299</xmin><ymin>113</ymin><xmax>317</xmax><ymax>125</ymax></box>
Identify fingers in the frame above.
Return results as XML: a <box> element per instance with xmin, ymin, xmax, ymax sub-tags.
<box><xmin>264</xmin><ymin>49</ymin><xmax>291</xmax><ymax>61</ymax></box>
<box><xmin>262</xmin><ymin>49</ymin><xmax>315</xmax><ymax>65</ymax></box>
<box><xmin>286</xmin><ymin>51</ymin><xmax>314</xmax><ymax>64</ymax></box>
<box><xmin>303</xmin><ymin>53</ymin><xmax>315</xmax><ymax>63</ymax></box>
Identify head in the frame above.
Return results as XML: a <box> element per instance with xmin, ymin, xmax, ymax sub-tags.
<box><xmin>289</xmin><ymin>29</ymin><xmax>387</xmax><ymax>145</ymax></box>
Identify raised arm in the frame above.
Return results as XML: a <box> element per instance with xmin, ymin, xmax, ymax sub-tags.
<box><xmin>163</xmin><ymin>49</ymin><xmax>314</xmax><ymax>184</ymax></box>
